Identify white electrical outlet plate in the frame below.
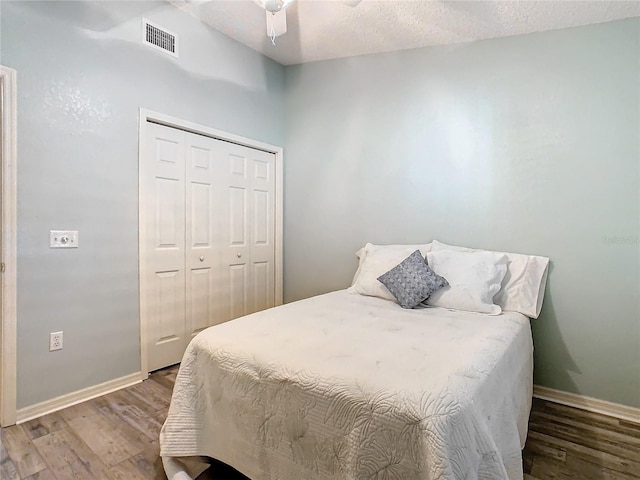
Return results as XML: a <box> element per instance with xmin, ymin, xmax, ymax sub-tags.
<box><xmin>50</xmin><ymin>331</ymin><xmax>63</xmax><ymax>351</ymax></box>
<box><xmin>50</xmin><ymin>230</ymin><xmax>79</xmax><ymax>248</ymax></box>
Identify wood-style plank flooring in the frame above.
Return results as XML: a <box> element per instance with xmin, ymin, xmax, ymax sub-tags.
<box><xmin>1</xmin><ymin>366</ymin><xmax>638</xmax><ymax>479</ymax></box>
<box><xmin>523</xmin><ymin>397</ymin><xmax>640</xmax><ymax>479</ymax></box>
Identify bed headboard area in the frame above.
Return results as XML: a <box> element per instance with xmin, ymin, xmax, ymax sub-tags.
<box><xmin>347</xmin><ymin>241</ymin><xmax>549</xmax><ymax>318</ymax></box>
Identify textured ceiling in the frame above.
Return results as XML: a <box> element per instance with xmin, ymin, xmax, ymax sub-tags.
<box><xmin>171</xmin><ymin>0</ymin><xmax>640</xmax><ymax>65</ymax></box>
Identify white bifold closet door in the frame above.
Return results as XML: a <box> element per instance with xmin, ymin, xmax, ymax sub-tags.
<box><xmin>142</xmin><ymin>122</ymin><xmax>276</xmax><ymax>372</ymax></box>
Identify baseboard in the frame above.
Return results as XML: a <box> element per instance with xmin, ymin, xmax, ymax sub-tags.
<box><xmin>14</xmin><ymin>377</ymin><xmax>638</xmax><ymax>425</ymax></box>
<box><xmin>534</xmin><ymin>385</ymin><xmax>640</xmax><ymax>424</ymax></box>
<box><xmin>16</xmin><ymin>372</ymin><xmax>142</xmax><ymax>424</ymax></box>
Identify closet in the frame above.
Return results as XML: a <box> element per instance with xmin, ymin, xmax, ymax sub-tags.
<box><xmin>141</xmin><ymin>121</ymin><xmax>278</xmax><ymax>372</ymax></box>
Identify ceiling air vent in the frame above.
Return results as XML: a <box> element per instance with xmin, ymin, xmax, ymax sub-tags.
<box><xmin>143</xmin><ymin>19</ymin><xmax>178</xmax><ymax>57</ymax></box>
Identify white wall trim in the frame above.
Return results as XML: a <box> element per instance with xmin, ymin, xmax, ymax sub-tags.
<box><xmin>534</xmin><ymin>385</ymin><xmax>640</xmax><ymax>424</ymax></box>
<box><xmin>16</xmin><ymin>372</ymin><xmax>142</xmax><ymax>424</ymax></box>
<box><xmin>0</xmin><ymin>65</ymin><xmax>18</xmax><ymax>427</ymax></box>
<box><xmin>138</xmin><ymin>108</ymin><xmax>284</xmax><ymax>376</ymax></box>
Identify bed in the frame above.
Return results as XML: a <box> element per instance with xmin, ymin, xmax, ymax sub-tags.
<box><xmin>160</xmin><ymin>240</ymin><xmax>549</xmax><ymax>480</ymax></box>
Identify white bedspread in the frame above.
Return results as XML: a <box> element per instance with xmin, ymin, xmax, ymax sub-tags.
<box><xmin>160</xmin><ymin>290</ymin><xmax>533</xmax><ymax>480</ymax></box>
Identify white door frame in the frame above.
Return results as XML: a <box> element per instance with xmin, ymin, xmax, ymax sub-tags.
<box><xmin>138</xmin><ymin>108</ymin><xmax>284</xmax><ymax>378</ymax></box>
<box><xmin>1</xmin><ymin>65</ymin><xmax>18</xmax><ymax>426</ymax></box>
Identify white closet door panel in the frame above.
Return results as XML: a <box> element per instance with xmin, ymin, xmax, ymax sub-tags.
<box><xmin>227</xmin><ymin>152</ymin><xmax>249</xmax><ymax>259</ymax></box>
<box><xmin>186</xmin><ymin>133</ymin><xmax>221</xmax><ymax>335</ymax></box>
<box><xmin>216</xmin><ymin>143</ymin><xmax>276</xmax><ymax>317</ymax></box>
<box><xmin>219</xmin><ymin>145</ymin><xmax>250</xmax><ymax>320</ymax></box>
<box><xmin>229</xmin><ymin>264</ymin><xmax>248</xmax><ymax>320</ymax></box>
<box><xmin>251</xmin><ymin>186</ymin><xmax>273</xmax><ymax>264</ymax></box>
<box><xmin>188</xmin><ymin>267</ymin><xmax>214</xmax><ymax>337</ymax></box>
<box><xmin>250</xmin><ymin>153</ymin><xmax>274</xmax><ymax>252</ymax></box>
<box><xmin>186</xmin><ymin>133</ymin><xmax>216</xmax><ymax>261</ymax></box>
<box><xmin>229</xmin><ymin>186</ymin><xmax>247</xmax><ymax>246</ymax></box>
<box><xmin>253</xmin><ymin>189</ymin><xmax>270</xmax><ymax>246</ymax></box>
<box><xmin>142</xmin><ymin>119</ymin><xmax>279</xmax><ymax>373</ymax></box>
<box><xmin>249</xmin><ymin>151</ymin><xmax>276</xmax><ymax>313</ymax></box>
<box><xmin>149</xmin><ymin>269</ymin><xmax>185</xmax><ymax>360</ymax></box>
<box><xmin>252</xmin><ymin>261</ymin><xmax>272</xmax><ymax>312</ymax></box>
<box><xmin>144</xmin><ymin>123</ymin><xmax>187</xmax><ymax>371</ymax></box>
<box><xmin>190</xmin><ymin>182</ymin><xmax>211</xmax><ymax>246</ymax></box>
<box><xmin>155</xmin><ymin>135</ymin><xmax>182</xmax><ymax>177</ymax></box>
<box><xmin>251</xmin><ymin>187</ymin><xmax>274</xmax><ymax>313</ymax></box>
<box><xmin>155</xmin><ymin>178</ymin><xmax>183</xmax><ymax>250</ymax></box>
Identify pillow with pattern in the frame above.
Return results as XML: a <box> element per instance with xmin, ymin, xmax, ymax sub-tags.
<box><xmin>377</xmin><ymin>250</ymin><xmax>449</xmax><ymax>309</ymax></box>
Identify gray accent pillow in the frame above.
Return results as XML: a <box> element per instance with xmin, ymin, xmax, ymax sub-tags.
<box><xmin>377</xmin><ymin>250</ymin><xmax>449</xmax><ymax>309</ymax></box>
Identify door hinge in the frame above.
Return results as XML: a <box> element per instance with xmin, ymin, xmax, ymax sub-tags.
<box><xmin>1</xmin><ymin>263</ymin><xmax>5</xmax><ymax>273</ymax></box>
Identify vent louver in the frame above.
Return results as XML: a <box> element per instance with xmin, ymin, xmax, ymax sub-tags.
<box><xmin>143</xmin><ymin>19</ymin><xmax>178</xmax><ymax>57</ymax></box>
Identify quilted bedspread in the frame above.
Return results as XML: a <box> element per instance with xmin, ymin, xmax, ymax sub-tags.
<box><xmin>160</xmin><ymin>290</ymin><xmax>533</xmax><ymax>480</ymax></box>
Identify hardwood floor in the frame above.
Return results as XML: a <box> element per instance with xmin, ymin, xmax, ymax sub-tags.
<box><xmin>0</xmin><ymin>367</ymin><xmax>247</xmax><ymax>480</ymax></box>
<box><xmin>523</xmin><ymin>398</ymin><xmax>640</xmax><ymax>479</ymax></box>
<box><xmin>1</xmin><ymin>367</ymin><xmax>638</xmax><ymax>479</ymax></box>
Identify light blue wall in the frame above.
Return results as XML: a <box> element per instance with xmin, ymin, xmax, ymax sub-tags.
<box><xmin>2</xmin><ymin>0</ymin><xmax>638</xmax><ymax>412</ymax></box>
<box><xmin>1</xmin><ymin>1</ymin><xmax>285</xmax><ymax>408</ymax></box>
<box><xmin>284</xmin><ymin>19</ymin><xmax>640</xmax><ymax>408</ymax></box>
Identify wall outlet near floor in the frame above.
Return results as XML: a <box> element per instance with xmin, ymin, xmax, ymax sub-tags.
<box><xmin>49</xmin><ymin>331</ymin><xmax>63</xmax><ymax>351</ymax></box>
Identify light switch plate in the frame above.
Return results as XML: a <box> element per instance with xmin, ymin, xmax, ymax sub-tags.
<box><xmin>50</xmin><ymin>230</ymin><xmax>79</xmax><ymax>248</ymax></box>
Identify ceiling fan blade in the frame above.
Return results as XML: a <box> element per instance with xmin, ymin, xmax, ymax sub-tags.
<box><xmin>342</xmin><ymin>0</ymin><xmax>363</xmax><ymax>6</ymax></box>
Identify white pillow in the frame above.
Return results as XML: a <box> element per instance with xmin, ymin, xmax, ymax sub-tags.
<box><xmin>431</xmin><ymin>240</ymin><xmax>550</xmax><ymax>318</ymax></box>
<box><xmin>348</xmin><ymin>243</ymin><xmax>432</xmax><ymax>301</ymax></box>
<box><xmin>425</xmin><ymin>250</ymin><xmax>508</xmax><ymax>315</ymax></box>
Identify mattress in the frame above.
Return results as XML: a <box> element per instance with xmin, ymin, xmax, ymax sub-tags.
<box><xmin>160</xmin><ymin>290</ymin><xmax>533</xmax><ymax>480</ymax></box>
